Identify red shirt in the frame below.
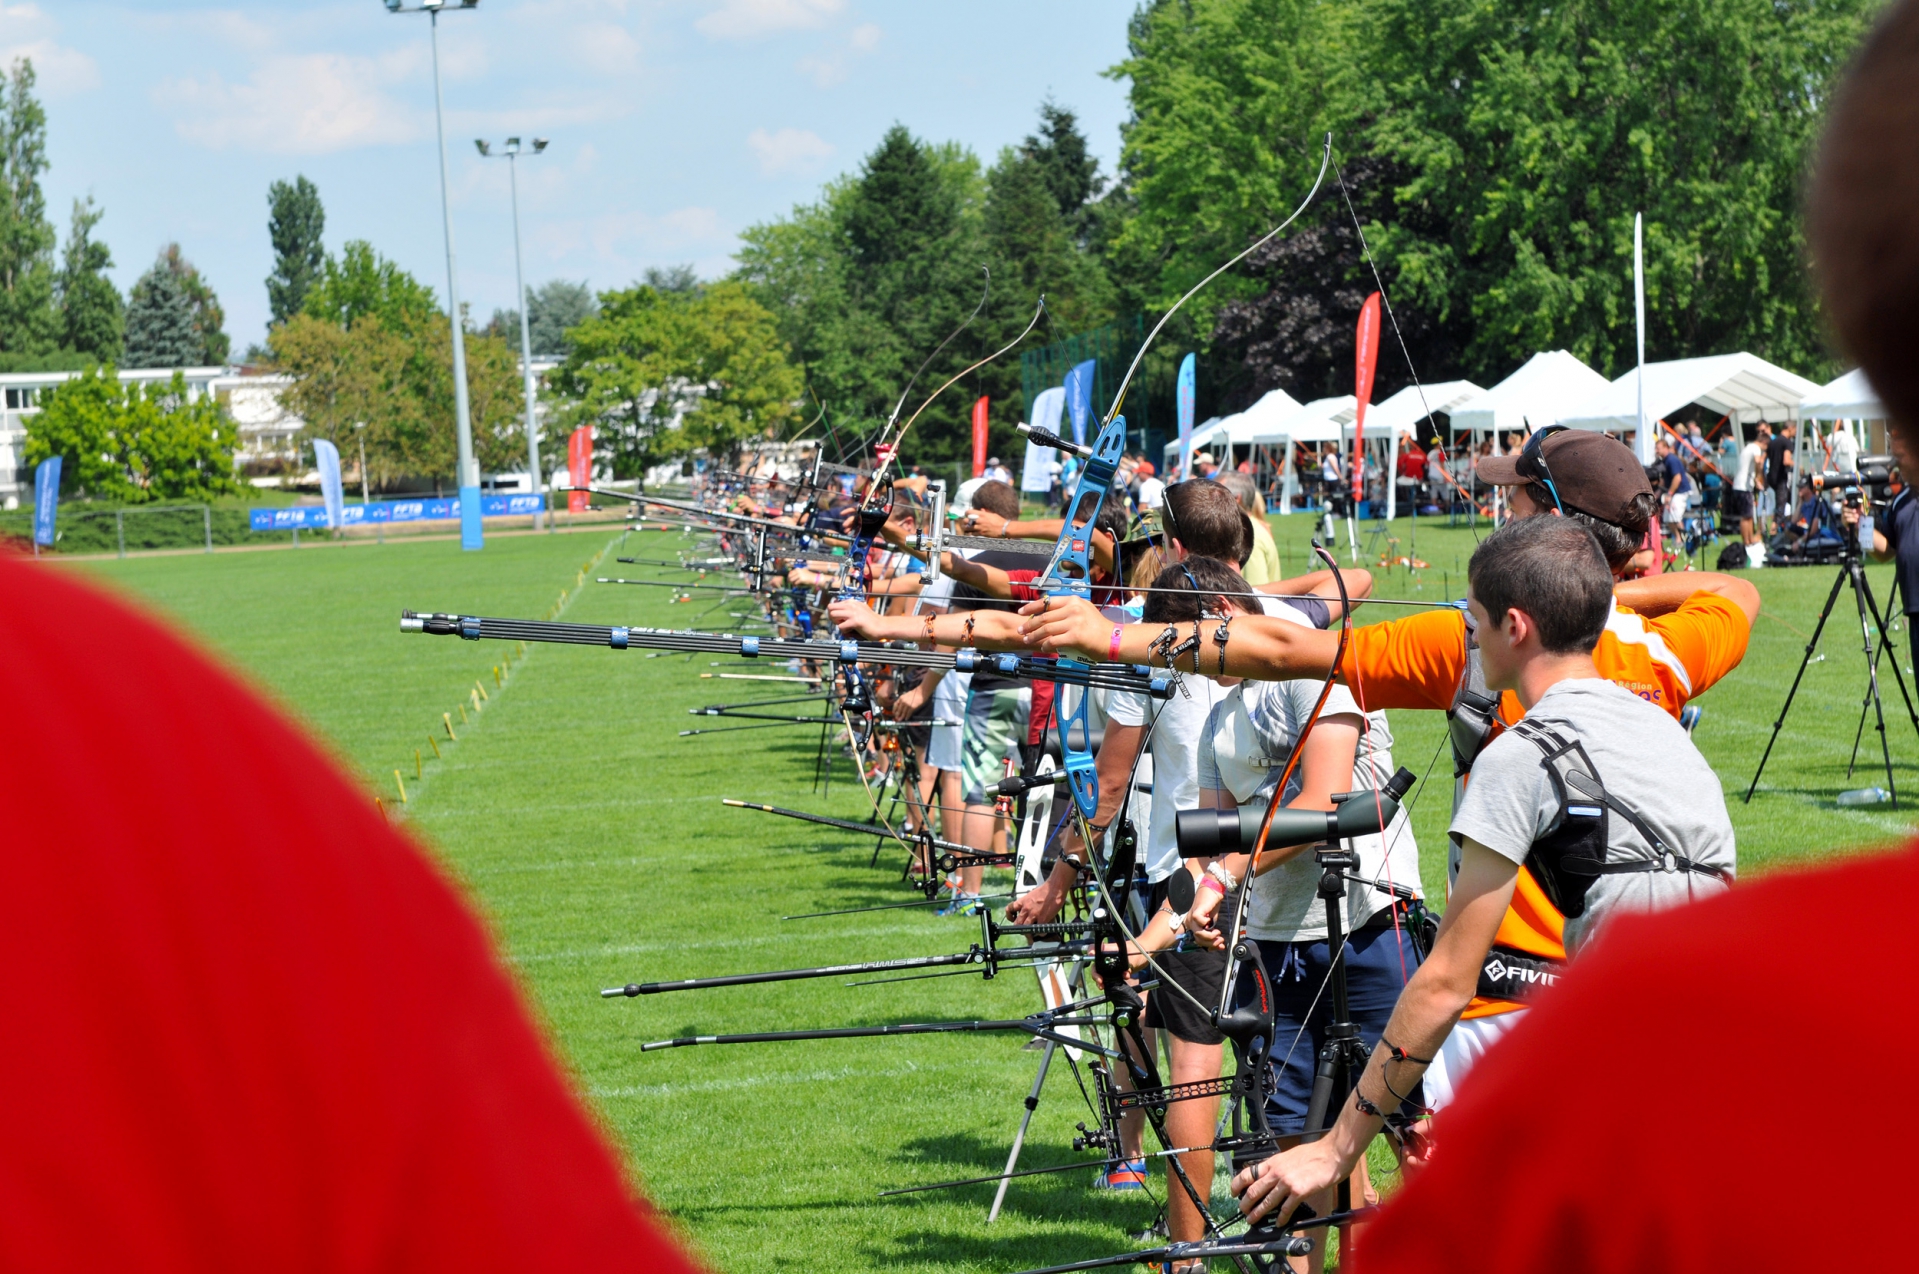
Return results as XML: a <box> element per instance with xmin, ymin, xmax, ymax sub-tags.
<box><xmin>1356</xmin><ymin>843</ymin><xmax>1919</xmax><ymax>1272</ymax></box>
<box><xmin>0</xmin><ymin>554</ymin><xmax>700</xmax><ymax>1273</ymax></box>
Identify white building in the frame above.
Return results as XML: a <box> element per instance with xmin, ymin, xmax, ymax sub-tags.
<box><xmin>0</xmin><ymin>365</ymin><xmax>302</xmax><ymax>508</ymax></box>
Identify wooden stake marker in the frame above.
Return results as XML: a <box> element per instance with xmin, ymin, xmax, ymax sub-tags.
<box><xmin>394</xmin><ymin>771</ymin><xmax>408</xmax><ymax>803</ymax></box>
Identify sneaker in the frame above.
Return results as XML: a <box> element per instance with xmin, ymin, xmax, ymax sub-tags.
<box><xmin>1092</xmin><ymin>1157</ymin><xmax>1147</xmax><ymax>1191</ymax></box>
<box><xmin>936</xmin><ymin>893</ymin><xmax>982</xmax><ymax>917</ymax></box>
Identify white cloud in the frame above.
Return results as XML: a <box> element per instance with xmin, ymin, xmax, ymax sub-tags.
<box><xmin>0</xmin><ymin>5</ymin><xmax>98</xmax><ymax>96</ymax></box>
<box><xmin>796</xmin><ymin>21</ymin><xmax>881</xmax><ymax>87</ymax></box>
<box><xmin>747</xmin><ymin>126</ymin><xmax>832</xmax><ymax>177</ymax></box>
<box><xmin>570</xmin><ymin>21</ymin><xmax>642</xmax><ymax>76</ymax></box>
<box><xmin>0</xmin><ymin>37</ymin><xmax>98</xmax><ymax>95</ymax></box>
<box><xmin>157</xmin><ymin>53</ymin><xmax>423</xmax><ymax>155</ymax></box>
<box><xmin>696</xmin><ymin>0</ymin><xmax>843</xmax><ymax>40</ymax></box>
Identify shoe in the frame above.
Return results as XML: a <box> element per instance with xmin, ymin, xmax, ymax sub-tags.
<box><xmin>1092</xmin><ymin>1157</ymin><xmax>1147</xmax><ymax>1191</ymax></box>
<box><xmin>936</xmin><ymin>893</ymin><xmax>982</xmax><ymax>917</ymax></box>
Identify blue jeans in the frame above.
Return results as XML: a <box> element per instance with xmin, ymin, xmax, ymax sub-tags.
<box><xmin>1257</xmin><ymin>921</ymin><xmax>1425</xmax><ymax>1137</ymax></box>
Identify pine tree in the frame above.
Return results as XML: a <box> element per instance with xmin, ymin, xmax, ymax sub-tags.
<box><xmin>265</xmin><ymin>176</ymin><xmax>324</xmax><ymax>326</ymax></box>
<box><xmin>0</xmin><ymin>58</ymin><xmax>59</xmax><ymax>358</ymax></box>
<box><xmin>1021</xmin><ymin>101</ymin><xmax>1102</xmax><ymax>239</ymax></box>
<box><xmin>158</xmin><ymin>244</ymin><xmax>229</xmax><ymax>365</ymax></box>
<box><xmin>124</xmin><ymin>259</ymin><xmax>201</xmax><ymax>369</ymax></box>
<box><xmin>57</xmin><ymin>196</ymin><xmax>122</xmax><ymax>364</ymax></box>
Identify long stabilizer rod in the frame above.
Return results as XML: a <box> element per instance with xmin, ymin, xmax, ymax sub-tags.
<box><xmin>399</xmin><ymin>611</ymin><xmax>1174</xmax><ymax>698</ymax></box>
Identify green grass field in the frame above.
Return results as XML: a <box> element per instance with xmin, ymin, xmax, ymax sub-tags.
<box><xmin>66</xmin><ymin>513</ymin><xmax>1919</xmax><ymax>1272</ymax></box>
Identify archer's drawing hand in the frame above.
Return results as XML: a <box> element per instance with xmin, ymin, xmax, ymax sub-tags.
<box><xmin>962</xmin><ymin>508</ymin><xmax>1008</xmax><ymax>538</ymax></box>
<box><xmin>1232</xmin><ymin>1139</ymin><xmax>1345</xmax><ymax>1227</ymax></box>
<box><xmin>1018</xmin><ymin>596</ymin><xmax>1110</xmax><ymax>661</ymax></box>
<box><xmin>1186</xmin><ymin>885</ymin><xmax>1227</xmax><ymax>950</ymax></box>
<box><xmin>891</xmin><ymin>685</ymin><xmax>927</xmax><ymax>721</ymax></box>
<box><xmin>1004</xmin><ymin>883</ymin><xmax>1064</xmax><ymax>925</ymax></box>
<box><xmin>827</xmin><ymin>599</ymin><xmax>882</xmax><ymax>639</ymax></box>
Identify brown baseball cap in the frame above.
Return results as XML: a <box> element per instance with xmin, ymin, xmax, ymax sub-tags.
<box><xmin>1476</xmin><ymin>429</ymin><xmax>1653</xmax><ymax>526</ymax></box>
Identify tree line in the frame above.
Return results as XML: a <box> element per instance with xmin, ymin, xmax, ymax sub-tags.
<box><xmin>733</xmin><ymin>0</ymin><xmax>1882</xmax><ymax>466</ymax></box>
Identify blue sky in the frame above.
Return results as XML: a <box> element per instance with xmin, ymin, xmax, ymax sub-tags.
<box><xmin>7</xmin><ymin>0</ymin><xmax>1135</xmax><ymax>352</ymax></box>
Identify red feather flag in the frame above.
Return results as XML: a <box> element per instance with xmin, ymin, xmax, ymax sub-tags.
<box><xmin>971</xmin><ymin>396</ymin><xmax>990</xmax><ymax>479</ymax></box>
<box><xmin>1351</xmin><ymin>292</ymin><xmax>1381</xmax><ymax>506</ymax></box>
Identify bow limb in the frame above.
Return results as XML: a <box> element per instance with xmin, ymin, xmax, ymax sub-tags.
<box><xmin>1104</xmin><ymin>133</ymin><xmax>1331</xmax><ymax>427</ymax></box>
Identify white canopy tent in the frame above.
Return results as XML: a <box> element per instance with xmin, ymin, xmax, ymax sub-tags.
<box><xmin>1796</xmin><ymin>368</ymin><xmax>1889</xmax><ymax>473</ymax></box>
<box><xmin>1558</xmin><ymin>352</ymin><xmax>1819</xmax><ymax>434</ymax></box>
<box><xmin>1450</xmin><ymin>351</ymin><xmax>1611</xmax><ymax>439</ymax></box>
<box><xmin>1362</xmin><ymin>380</ymin><xmax>1486</xmax><ymax>518</ymax></box>
<box><xmin>1798</xmin><ymin>368</ymin><xmax>1885</xmax><ymax>420</ymax></box>
<box><xmin>1559</xmin><ymin>352</ymin><xmax>1820</xmax><ymax>485</ymax></box>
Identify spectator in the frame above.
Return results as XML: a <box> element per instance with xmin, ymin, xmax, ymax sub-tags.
<box><xmin>1765</xmin><ymin>421</ymin><xmax>1797</xmax><ymax>532</ymax></box>
<box><xmin>0</xmin><ymin>557</ymin><xmax>701</xmax><ymax>1272</ymax></box>
<box><xmin>1194</xmin><ymin>450</ymin><xmax>1220</xmax><ymax>479</ymax></box>
<box><xmin>1218</xmin><ymin>469</ymin><xmax>1282</xmax><ymax>585</ymax></box>
<box><xmin>1830</xmin><ymin>419</ymin><xmax>1861</xmax><ymax>473</ymax></box>
<box><xmin>1136</xmin><ymin>460</ymin><xmax>1166</xmax><ymax>512</ymax></box>
<box><xmin>983</xmin><ymin>455</ymin><xmax>1013</xmax><ymax>486</ymax></box>
<box><xmin>1654</xmin><ymin>435</ymin><xmax>1694</xmax><ymax>547</ymax></box>
<box><xmin>1397</xmin><ymin>432</ymin><xmax>1427</xmax><ymax>511</ymax></box>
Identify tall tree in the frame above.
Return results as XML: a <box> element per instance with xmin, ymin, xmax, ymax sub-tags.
<box><xmin>159</xmin><ymin>244</ymin><xmax>229</xmax><ymax>366</ymax></box>
<box><xmin>550</xmin><ymin>281</ymin><xmax>801</xmax><ymax>478</ymax></box>
<box><xmin>24</xmin><ymin>365</ymin><xmax>238</xmax><ymax>501</ymax></box>
<box><xmin>302</xmin><ymin>240</ymin><xmax>439</xmax><ymax>333</ymax></box>
<box><xmin>0</xmin><ymin>58</ymin><xmax>58</xmax><ymax>358</ymax></box>
<box><xmin>486</xmin><ymin>278</ymin><xmax>600</xmax><ymax>356</ymax></box>
<box><xmin>1351</xmin><ymin>0</ymin><xmax>1877</xmax><ymax>380</ymax></box>
<box><xmin>265</xmin><ymin>176</ymin><xmax>325</xmax><ymax>326</ymax></box>
<box><xmin>123</xmin><ymin>260</ymin><xmax>200</xmax><ymax>369</ymax></box>
<box><xmin>1022</xmin><ymin>101</ymin><xmax>1103</xmax><ymax>242</ymax></box>
<box><xmin>57</xmin><ymin>196</ymin><xmax>123</xmax><ymax>365</ymax></box>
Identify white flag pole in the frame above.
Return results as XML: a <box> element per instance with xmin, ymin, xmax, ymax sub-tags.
<box><xmin>1634</xmin><ymin>212</ymin><xmax>1650</xmax><ymax>464</ymax></box>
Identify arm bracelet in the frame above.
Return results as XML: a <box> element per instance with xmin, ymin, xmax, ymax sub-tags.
<box><xmin>1206</xmin><ymin>861</ymin><xmax>1240</xmax><ymax>892</ymax></box>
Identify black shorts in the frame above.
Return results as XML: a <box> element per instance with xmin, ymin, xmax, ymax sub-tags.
<box><xmin>1140</xmin><ymin>876</ymin><xmax>1228</xmax><ymax>1046</ymax></box>
<box><xmin>1723</xmin><ymin>489</ymin><xmax>1753</xmax><ymax>521</ymax></box>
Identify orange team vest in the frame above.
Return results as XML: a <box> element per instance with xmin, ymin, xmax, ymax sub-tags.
<box><xmin>1342</xmin><ymin>593</ymin><xmax>1751</xmax><ymax>1017</ymax></box>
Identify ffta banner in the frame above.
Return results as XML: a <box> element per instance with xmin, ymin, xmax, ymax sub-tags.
<box><xmin>32</xmin><ymin>455</ymin><xmax>60</xmax><ymax>547</ymax></box>
<box><xmin>1176</xmin><ymin>353</ymin><xmax>1196</xmax><ymax>479</ymax></box>
<box><xmin>971</xmin><ymin>396</ymin><xmax>990</xmax><ymax>478</ymax></box>
<box><xmin>567</xmin><ymin>427</ymin><xmax>593</xmax><ymax>514</ymax></box>
<box><xmin>1351</xmin><ymin>292</ymin><xmax>1381</xmax><ymax>504</ymax></box>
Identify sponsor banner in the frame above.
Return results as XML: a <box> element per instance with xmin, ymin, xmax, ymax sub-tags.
<box><xmin>1176</xmin><ymin>352</ymin><xmax>1196</xmax><ymax>479</ymax></box>
<box><xmin>32</xmin><ymin>456</ymin><xmax>61</xmax><ymax>546</ymax></box>
<box><xmin>249</xmin><ymin>493</ymin><xmax>546</xmax><ymax>532</ymax></box>
<box><xmin>313</xmin><ymin>439</ymin><xmax>346</xmax><ymax>529</ymax></box>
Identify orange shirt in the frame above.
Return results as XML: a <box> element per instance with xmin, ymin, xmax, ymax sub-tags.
<box><xmin>1343</xmin><ymin>591</ymin><xmax>1751</xmax><ymax>1016</ymax></box>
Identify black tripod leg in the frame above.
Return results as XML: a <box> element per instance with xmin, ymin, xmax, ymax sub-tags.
<box><xmin>1851</xmin><ymin>562</ymin><xmax>1900</xmax><ymax>807</ymax></box>
<box><xmin>1860</xmin><ymin>572</ymin><xmax>1919</xmax><ymax>747</ymax></box>
<box><xmin>1747</xmin><ymin>567</ymin><xmax>1850</xmax><ymax>803</ymax></box>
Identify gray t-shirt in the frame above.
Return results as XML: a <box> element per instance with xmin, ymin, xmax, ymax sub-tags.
<box><xmin>1450</xmin><ymin>678</ymin><xmax>1735</xmax><ymax>953</ymax></box>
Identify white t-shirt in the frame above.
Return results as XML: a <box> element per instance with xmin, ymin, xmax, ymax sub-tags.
<box><xmin>1107</xmin><ymin>597</ymin><xmax>1319</xmax><ymax>883</ymax></box>
<box><xmin>1197</xmin><ymin>679</ymin><xmax>1421</xmax><ymax>943</ymax></box>
<box><xmin>1830</xmin><ymin>426</ymin><xmax>1859</xmax><ymax>475</ymax></box>
<box><xmin>1138</xmin><ymin>476</ymin><xmax>1166</xmax><ymax>510</ymax></box>
<box><xmin>1734</xmin><ymin>442</ymin><xmax>1763</xmax><ymax>493</ymax></box>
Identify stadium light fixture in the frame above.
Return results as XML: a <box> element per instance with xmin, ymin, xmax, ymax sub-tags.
<box><xmin>476</xmin><ymin>134</ymin><xmax>552</xmax><ymax>531</ymax></box>
<box><xmin>386</xmin><ymin>0</ymin><xmax>484</xmax><ymax>548</ymax></box>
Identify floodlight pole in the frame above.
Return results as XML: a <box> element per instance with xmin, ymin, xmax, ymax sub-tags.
<box><xmin>505</xmin><ymin>146</ymin><xmax>546</xmax><ymax>531</ymax></box>
<box><xmin>394</xmin><ymin>0</ymin><xmax>485</xmax><ymax>550</ymax></box>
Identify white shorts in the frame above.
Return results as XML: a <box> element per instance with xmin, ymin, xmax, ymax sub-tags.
<box><xmin>926</xmin><ymin>670</ymin><xmax>971</xmax><ymax>772</ymax></box>
<box><xmin>1422</xmin><ymin>1010</ymin><xmax>1524</xmax><ymax>1113</ymax></box>
<box><xmin>1663</xmin><ymin>492</ymin><xmax>1689</xmax><ymax>525</ymax></box>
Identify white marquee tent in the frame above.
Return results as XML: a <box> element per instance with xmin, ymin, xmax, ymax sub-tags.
<box><xmin>1797</xmin><ymin>368</ymin><xmax>1885</xmax><ymax>421</ymax></box>
<box><xmin>1450</xmin><ymin>351</ymin><xmax>1611</xmax><ymax>438</ymax></box>
<box><xmin>1558</xmin><ymin>352</ymin><xmax>1819</xmax><ymax>436</ymax></box>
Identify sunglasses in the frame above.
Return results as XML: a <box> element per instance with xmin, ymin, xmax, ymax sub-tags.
<box><xmin>1518</xmin><ymin>425</ymin><xmax>1571</xmax><ymax>515</ymax></box>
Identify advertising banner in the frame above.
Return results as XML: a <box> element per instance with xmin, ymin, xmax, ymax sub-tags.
<box><xmin>32</xmin><ymin>456</ymin><xmax>61</xmax><ymax>547</ymax></box>
<box><xmin>1176</xmin><ymin>352</ymin><xmax>1196</xmax><ymax>479</ymax></box>
<box><xmin>1352</xmin><ymin>292</ymin><xmax>1381</xmax><ymax>504</ymax></box>
<box><xmin>1063</xmin><ymin>358</ymin><xmax>1097</xmax><ymax>446</ymax></box>
<box><xmin>971</xmin><ymin>396</ymin><xmax>990</xmax><ymax>478</ymax></box>
<box><xmin>313</xmin><ymin>439</ymin><xmax>345</xmax><ymax>529</ymax></box>
<box><xmin>567</xmin><ymin>426</ymin><xmax>593</xmax><ymax>514</ymax></box>
<box><xmin>249</xmin><ymin>494</ymin><xmax>546</xmax><ymax>532</ymax></box>
<box><xmin>1021</xmin><ymin>386</ymin><xmax>1065</xmax><ymax>492</ymax></box>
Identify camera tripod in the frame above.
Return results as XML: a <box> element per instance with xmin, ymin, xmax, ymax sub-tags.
<box><xmin>1746</xmin><ymin>526</ymin><xmax>1919</xmax><ymax>806</ymax></box>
